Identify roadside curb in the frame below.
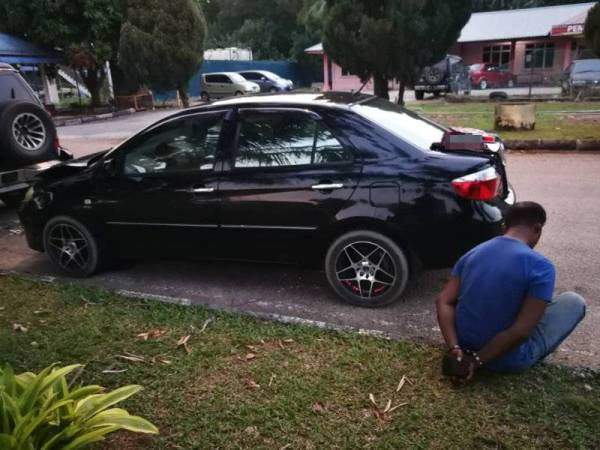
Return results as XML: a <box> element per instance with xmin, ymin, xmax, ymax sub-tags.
<box><xmin>504</xmin><ymin>139</ymin><xmax>600</xmax><ymax>151</ymax></box>
<box><xmin>54</xmin><ymin>108</ymin><xmax>136</xmax><ymax>127</ymax></box>
<box><xmin>2</xmin><ymin>270</ymin><xmax>597</xmax><ymax>374</ymax></box>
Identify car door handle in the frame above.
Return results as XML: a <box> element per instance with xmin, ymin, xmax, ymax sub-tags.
<box><xmin>192</xmin><ymin>187</ymin><xmax>215</xmax><ymax>193</ymax></box>
<box><xmin>176</xmin><ymin>187</ymin><xmax>215</xmax><ymax>194</ymax></box>
<box><xmin>311</xmin><ymin>183</ymin><xmax>344</xmax><ymax>190</ymax></box>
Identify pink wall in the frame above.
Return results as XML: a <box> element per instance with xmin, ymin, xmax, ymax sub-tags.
<box><xmin>320</xmin><ymin>35</ymin><xmax>583</xmax><ymax>92</ymax></box>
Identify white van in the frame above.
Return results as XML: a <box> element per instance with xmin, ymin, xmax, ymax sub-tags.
<box><xmin>200</xmin><ymin>72</ymin><xmax>260</xmax><ymax>101</ymax></box>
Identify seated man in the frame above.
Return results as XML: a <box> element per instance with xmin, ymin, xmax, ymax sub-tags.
<box><xmin>436</xmin><ymin>201</ymin><xmax>586</xmax><ymax>378</ymax></box>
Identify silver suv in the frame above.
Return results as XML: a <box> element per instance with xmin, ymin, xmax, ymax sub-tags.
<box><xmin>200</xmin><ymin>72</ymin><xmax>260</xmax><ymax>101</ymax></box>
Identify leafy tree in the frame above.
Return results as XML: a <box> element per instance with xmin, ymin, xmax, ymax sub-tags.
<box><xmin>202</xmin><ymin>0</ymin><xmax>305</xmax><ymax>60</ymax></box>
<box><xmin>0</xmin><ymin>0</ymin><xmax>126</xmax><ymax>106</ymax></box>
<box><xmin>323</xmin><ymin>0</ymin><xmax>471</xmax><ymax>103</ymax></box>
<box><xmin>585</xmin><ymin>2</ymin><xmax>600</xmax><ymax>57</ymax></box>
<box><xmin>118</xmin><ymin>0</ymin><xmax>207</xmax><ymax>107</ymax></box>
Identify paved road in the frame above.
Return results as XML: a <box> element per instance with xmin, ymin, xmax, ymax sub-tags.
<box><xmin>59</xmin><ymin>109</ymin><xmax>176</xmax><ymax>157</ymax></box>
<box><xmin>1</xmin><ymin>114</ymin><xmax>598</xmax><ymax>369</ymax></box>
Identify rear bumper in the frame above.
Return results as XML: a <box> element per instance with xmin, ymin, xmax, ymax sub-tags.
<box><xmin>0</xmin><ymin>160</ymin><xmax>63</xmax><ymax>195</ymax></box>
<box><xmin>414</xmin><ymin>84</ymin><xmax>448</xmax><ymax>92</ymax></box>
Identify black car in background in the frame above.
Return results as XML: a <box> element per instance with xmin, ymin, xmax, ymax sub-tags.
<box><xmin>562</xmin><ymin>59</ymin><xmax>600</xmax><ymax>98</ymax></box>
<box><xmin>414</xmin><ymin>55</ymin><xmax>471</xmax><ymax>100</ymax></box>
<box><xmin>19</xmin><ymin>93</ymin><xmax>513</xmax><ymax>307</ymax></box>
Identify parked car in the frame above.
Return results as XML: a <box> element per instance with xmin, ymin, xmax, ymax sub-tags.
<box><xmin>469</xmin><ymin>64</ymin><xmax>516</xmax><ymax>90</ymax></box>
<box><xmin>0</xmin><ymin>63</ymin><xmax>70</xmax><ymax>207</ymax></box>
<box><xmin>200</xmin><ymin>72</ymin><xmax>260</xmax><ymax>101</ymax></box>
<box><xmin>238</xmin><ymin>70</ymin><xmax>294</xmax><ymax>93</ymax></box>
<box><xmin>19</xmin><ymin>92</ymin><xmax>514</xmax><ymax>307</ymax></box>
<box><xmin>414</xmin><ymin>55</ymin><xmax>471</xmax><ymax>100</ymax></box>
<box><xmin>562</xmin><ymin>59</ymin><xmax>600</xmax><ymax>98</ymax></box>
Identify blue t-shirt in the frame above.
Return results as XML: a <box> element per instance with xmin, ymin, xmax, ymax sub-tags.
<box><xmin>452</xmin><ymin>235</ymin><xmax>555</xmax><ymax>372</ymax></box>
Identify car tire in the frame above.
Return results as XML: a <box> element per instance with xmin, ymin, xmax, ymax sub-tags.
<box><xmin>0</xmin><ymin>191</ymin><xmax>25</xmax><ymax>208</ymax></box>
<box><xmin>234</xmin><ymin>91</ymin><xmax>244</xmax><ymax>96</ymax></box>
<box><xmin>43</xmin><ymin>216</ymin><xmax>102</xmax><ymax>278</ymax></box>
<box><xmin>325</xmin><ymin>230</ymin><xmax>410</xmax><ymax>308</ymax></box>
<box><xmin>415</xmin><ymin>90</ymin><xmax>425</xmax><ymax>100</ymax></box>
<box><xmin>200</xmin><ymin>92</ymin><xmax>210</xmax><ymax>102</ymax></box>
<box><xmin>479</xmin><ymin>79</ymin><xmax>488</xmax><ymax>90</ymax></box>
<box><xmin>0</xmin><ymin>101</ymin><xmax>56</xmax><ymax>166</ymax></box>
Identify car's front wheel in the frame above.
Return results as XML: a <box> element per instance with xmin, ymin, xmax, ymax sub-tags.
<box><xmin>325</xmin><ymin>230</ymin><xmax>409</xmax><ymax>307</ymax></box>
<box><xmin>43</xmin><ymin>216</ymin><xmax>102</xmax><ymax>277</ymax></box>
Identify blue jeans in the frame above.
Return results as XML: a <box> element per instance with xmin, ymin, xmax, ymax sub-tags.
<box><xmin>487</xmin><ymin>292</ymin><xmax>586</xmax><ymax>373</ymax></box>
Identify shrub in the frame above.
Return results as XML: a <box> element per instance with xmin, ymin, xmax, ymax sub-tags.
<box><xmin>0</xmin><ymin>363</ymin><xmax>158</xmax><ymax>449</ymax></box>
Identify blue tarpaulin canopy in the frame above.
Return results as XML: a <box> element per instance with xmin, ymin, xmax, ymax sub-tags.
<box><xmin>0</xmin><ymin>32</ymin><xmax>63</xmax><ymax>65</ymax></box>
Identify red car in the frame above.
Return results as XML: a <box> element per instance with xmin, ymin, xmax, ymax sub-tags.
<box><xmin>469</xmin><ymin>64</ymin><xmax>516</xmax><ymax>90</ymax></box>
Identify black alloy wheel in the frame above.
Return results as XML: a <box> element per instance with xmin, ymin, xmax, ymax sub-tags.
<box><xmin>43</xmin><ymin>217</ymin><xmax>101</xmax><ymax>277</ymax></box>
<box><xmin>325</xmin><ymin>230</ymin><xmax>409</xmax><ymax>307</ymax></box>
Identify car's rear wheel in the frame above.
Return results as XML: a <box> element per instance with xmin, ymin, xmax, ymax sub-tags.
<box><xmin>325</xmin><ymin>230</ymin><xmax>409</xmax><ymax>307</ymax></box>
<box><xmin>234</xmin><ymin>91</ymin><xmax>244</xmax><ymax>96</ymax></box>
<box><xmin>415</xmin><ymin>90</ymin><xmax>425</xmax><ymax>100</ymax></box>
<box><xmin>43</xmin><ymin>216</ymin><xmax>102</xmax><ymax>277</ymax></box>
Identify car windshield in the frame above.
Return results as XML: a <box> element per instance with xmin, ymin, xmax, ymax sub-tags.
<box><xmin>261</xmin><ymin>71</ymin><xmax>281</xmax><ymax>80</ymax></box>
<box><xmin>573</xmin><ymin>60</ymin><xmax>600</xmax><ymax>74</ymax></box>
<box><xmin>229</xmin><ymin>73</ymin><xmax>246</xmax><ymax>83</ymax></box>
<box><xmin>352</xmin><ymin>97</ymin><xmax>445</xmax><ymax>151</ymax></box>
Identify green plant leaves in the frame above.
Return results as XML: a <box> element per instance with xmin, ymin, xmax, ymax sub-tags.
<box><xmin>0</xmin><ymin>363</ymin><xmax>157</xmax><ymax>449</ymax></box>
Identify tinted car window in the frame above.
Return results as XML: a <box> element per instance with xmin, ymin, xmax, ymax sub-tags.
<box><xmin>123</xmin><ymin>113</ymin><xmax>224</xmax><ymax>175</ymax></box>
<box><xmin>572</xmin><ymin>60</ymin><xmax>600</xmax><ymax>74</ymax></box>
<box><xmin>219</xmin><ymin>75</ymin><xmax>233</xmax><ymax>84</ymax></box>
<box><xmin>352</xmin><ymin>98</ymin><xmax>445</xmax><ymax>151</ymax></box>
<box><xmin>235</xmin><ymin>111</ymin><xmax>352</xmax><ymax>168</ymax></box>
<box><xmin>204</xmin><ymin>75</ymin><xmax>219</xmax><ymax>83</ymax></box>
<box><xmin>241</xmin><ymin>72</ymin><xmax>259</xmax><ymax>80</ymax></box>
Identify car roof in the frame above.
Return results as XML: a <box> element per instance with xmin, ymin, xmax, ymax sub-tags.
<box><xmin>203</xmin><ymin>91</ymin><xmax>372</xmax><ymax>110</ymax></box>
<box><xmin>203</xmin><ymin>72</ymin><xmax>242</xmax><ymax>77</ymax></box>
<box><xmin>152</xmin><ymin>92</ymin><xmax>374</xmax><ymax>127</ymax></box>
<box><xmin>0</xmin><ymin>63</ymin><xmax>17</xmax><ymax>72</ymax></box>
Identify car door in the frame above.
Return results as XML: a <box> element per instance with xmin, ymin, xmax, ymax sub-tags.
<box><xmin>93</xmin><ymin>110</ymin><xmax>229</xmax><ymax>258</ymax></box>
<box><xmin>242</xmin><ymin>72</ymin><xmax>265</xmax><ymax>92</ymax></box>
<box><xmin>218</xmin><ymin>74</ymin><xmax>234</xmax><ymax>97</ymax></box>
<box><xmin>217</xmin><ymin>107</ymin><xmax>362</xmax><ymax>262</ymax></box>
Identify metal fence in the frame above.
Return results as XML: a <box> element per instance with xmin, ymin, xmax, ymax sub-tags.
<box><xmin>155</xmin><ymin>60</ymin><xmax>321</xmax><ymax>103</ymax></box>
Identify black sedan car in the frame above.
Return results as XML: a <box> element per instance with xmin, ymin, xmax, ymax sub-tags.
<box><xmin>19</xmin><ymin>93</ymin><xmax>513</xmax><ymax>307</ymax></box>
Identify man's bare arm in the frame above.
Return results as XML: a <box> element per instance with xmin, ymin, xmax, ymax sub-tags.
<box><xmin>436</xmin><ymin>277</ymin><xmax>461</xmax><ymax>351</ymax></box>
<box><xmin>477</xmin><ymin>297</ymin><xmax>547</xmax><ymax>364</ymax></box>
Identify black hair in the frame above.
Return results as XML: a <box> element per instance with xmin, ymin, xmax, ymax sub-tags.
<box><xmin>505</xmin><ymin>202</ymin><xmax>547</xmax><ymax>229</ymax></box>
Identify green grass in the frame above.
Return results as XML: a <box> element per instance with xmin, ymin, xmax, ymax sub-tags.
<box><xmin>1</xmin><ymin>276</ymin><xmax>599</xmax><ymax>449</ymax></box>
<box><xmin>408</xmin><ymin>100</ymin><xmax>600</xmax><ymax>140</ymax></box>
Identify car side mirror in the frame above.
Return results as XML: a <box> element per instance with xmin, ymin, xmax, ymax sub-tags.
<box><xmin>96</xmin><ymin>157</ymin><xmax>118</xmax><ymax>178</ymax></box>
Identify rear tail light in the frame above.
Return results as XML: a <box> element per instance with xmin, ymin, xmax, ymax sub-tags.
<box><xmin>452</xmin><ymin>167</ymin><xmax>501</xmax><ymax>201</ymax></box>
<box><xmin>482</xmin><ymin>134</ymin><xmax>496</xmax><ymax>143</ymax></box>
